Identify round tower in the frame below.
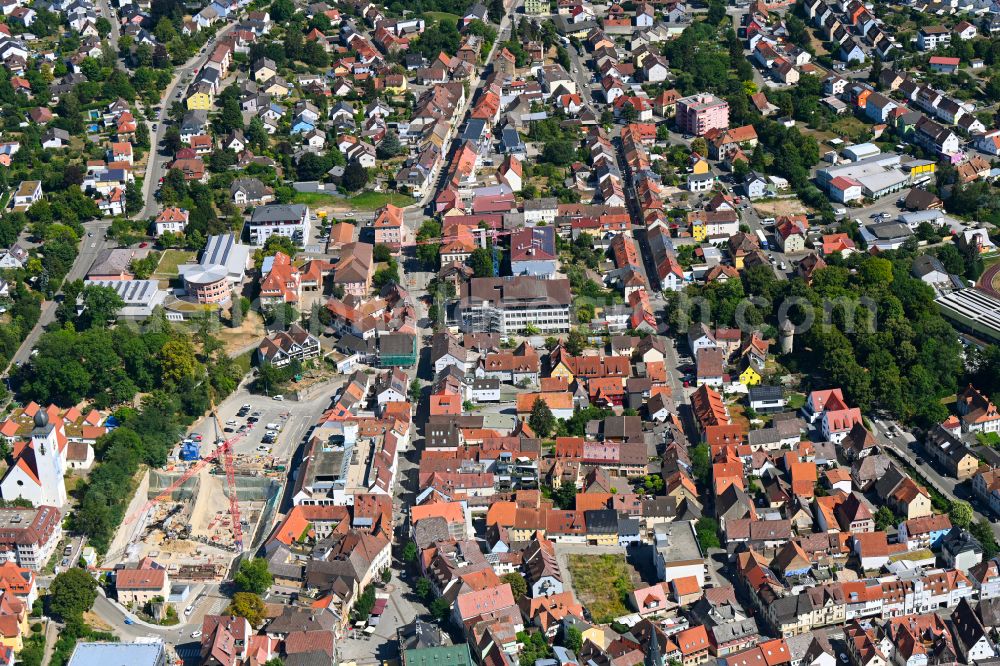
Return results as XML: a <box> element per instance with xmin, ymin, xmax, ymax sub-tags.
<box><xmin>779</xmin><ymin>318</ymin><xmax>795</xmax><ymax>354</ymax></box>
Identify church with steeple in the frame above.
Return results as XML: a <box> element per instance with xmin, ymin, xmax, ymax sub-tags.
<box><xmin>0</xmin><ymin>409</ymin><xmax>68</xmax><ymax>509</ymax></box>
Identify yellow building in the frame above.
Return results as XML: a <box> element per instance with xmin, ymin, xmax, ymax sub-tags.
<box><xmin>549</xmin><ymin>357</ymin><xmax>575</xmax><ymax>382</ymax></box>
<box><xmin>588</xmin><ymin>532</ymin><xmax>618</xmax><ymax>546</ymax></box>
<box><xmin>738</xmin><ymin>364</ymin><xmax>762</xmax><ymax>387</ymax></box>
<box><xmin>0</xmin><ymin>605</ymin><xmax>28</xmax><ymax>652</ymax></box>
<box><xmin>691</xmin><ymin>157</ymin><xmax>710</xmax><ymax>175</ymax></box>
<box><xmin>691</xmin><ymin>220</ymin><xmax>707</xmax><ymax>242</ymax></box>
<box><xmin>186</xmin><ymin>92</ymin><xmax>212</xmax><ymax>110</ymax></box>
<box><xmin>907</xmin><ymin>160</ymin><xmax>936</xmax><ymax>178</ymax></box>
<box><xmin>385</xmin><ymin>77</ymin><xmax>407</xmax><ymax>95</ymax></box>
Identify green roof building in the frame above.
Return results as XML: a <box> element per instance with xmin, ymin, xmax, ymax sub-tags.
<box><xmin>402</xmin><ymin>644</ymin><xmax>474</xmax><ymax>666</ymax></box>
<box><xmin>378</xmin><ymin>332</ymin><xmax>417</xmax><ymax>367</ymax></box>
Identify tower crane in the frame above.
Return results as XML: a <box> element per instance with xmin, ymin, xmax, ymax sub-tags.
<box><xmin>123</xmin><ymin>405</ymin><xmax>246</xmax><ymax>551</ymax></box>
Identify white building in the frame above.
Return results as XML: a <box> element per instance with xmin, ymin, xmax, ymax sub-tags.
<box><xmin>458</xmin><ymin>276</ymin><xmax>572</xmax><ymax>335</ymax></box>
<box><xmin>247</xmin><ymin>204</ymin><xmax>310</xmax><ymax>247</ymax></box>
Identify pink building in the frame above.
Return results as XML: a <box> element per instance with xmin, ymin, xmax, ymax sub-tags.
<box><xmin>676</xmin><ymin>93</ymin><xmax>730</xmax><ymax>137</ymax></box>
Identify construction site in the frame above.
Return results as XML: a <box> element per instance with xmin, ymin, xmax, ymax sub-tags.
<box><xmin>104</xmin><ymin>440</ymin><xmax>284</xmax><ymax>580</ymax></box>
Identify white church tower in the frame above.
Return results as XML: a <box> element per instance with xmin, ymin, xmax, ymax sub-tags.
<box><xmin>30</xmin><ymin>410</ymin><xmax>67</xmax><ymax>509</ymax></box>
<box><xmin>0</xmin><ymin>410</ymin><xmax>67</xmax><ymax>509</ymax></box>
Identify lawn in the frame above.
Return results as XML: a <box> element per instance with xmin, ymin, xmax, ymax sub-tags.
<box><xmin>347</xmin><ymin>191</ymin><xmax>413</xmax><ymax>210</ymax></box>
<box><xmin>567</xmin><ymin>554</ymin><xmax>641</xmax><ymax>623</ymax></box>
<box><xmin>153</xmin><ymin>249</ymin><xmax>196</xmax><ymax>278</ymax></box>
<box><xmin>423</xmin><ymin>11</ymin><xmax>460</xmax><ymax>26</ymax></box>
<box><xmin>830</xmin><ymin>116</ymin><xmax>872</xmax><ymax>143</ymax></box>
<box><xmin>291</xmin><ymin>191</ymin><xmax>346</xmax><ymax>207</ymax></box>
<box><xmin>787</xmin><ymin>392</ymin><xmax>806</xmax><ymax>410</ymax></box>
<box><xmin>291</xmin><ymin>190</ymin><xmax>413</xmax><ymax>211</ymax></box>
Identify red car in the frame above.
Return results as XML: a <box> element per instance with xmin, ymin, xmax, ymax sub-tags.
<box><xmin>683</xmin><ymin>381</ymin><xmax>690</xmax><ymax>388</ymax></box>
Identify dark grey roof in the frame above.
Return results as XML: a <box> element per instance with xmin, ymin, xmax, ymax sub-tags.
<box><xmin>286</xmin><ymin>652</ymin><xmax>334</xmax><ymax>666</ymax></box>
<box><xmin>943</xmin><ymin>526</ymin><xmax>983</xmax><ymax>557</ymax></box>
<box><xmin>748</xmin><ymin>385</ymin><xmax>784</xmax><ymax>402</ymax></box>
<box><xmin>584</xmin><ymin>509</ymin><xmax>618</xmax><ymax>534</ymax></box>
<box><xmin>250</xmin><ymin>203</ymin><xmax>307</xmax><ymax>223</ymax></box>
<box><xmin>618</xmin><ymin>517</ymin><xmax>640</xmax><ymax>536</ymax></box>
<box><xmin>912</xmin><ymin>254</ymin><xmax>946</xmax><ymax>278</ymax></box>
<box><xmin>398</xmin><ymin>620</ymin><xmax>448</xmax><ymax>652</ymax></box>
<box><xmin>953</xmin><ymin>598</ymin><xmax>989</xmax><ymax>654</ymax></box>
<box><xmin>868</xmin><ymin>221</ymin><xmax>912</xmax><ymax>240</ymax></box>
<box><xmin>379</xmin><ymin>333</ymin><xmax>416</xmax><ymax>357</ymax></box>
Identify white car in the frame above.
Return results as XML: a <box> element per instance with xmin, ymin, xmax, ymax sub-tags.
<box><xmin>191</xmin><ymin>631</ymin><xmax>202</xmax><ymax>638</ymax></box>
<box><xmin>273</xmin><ymin>394</ymin><xmax>285</xmax><ymax>401</ymax></box>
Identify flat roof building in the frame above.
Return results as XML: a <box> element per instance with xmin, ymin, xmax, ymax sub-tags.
<box><xmin>82</xmin><ymin>280</ymin><xmax>167</xmax><ymax>319</ymax></box>
<box><xmin>178</xmin><ymin>234</ymin><xmax>251</xmax><ymax>305</ymax></box>
<box><xmin>457</xmin><ymin>276</ymin><xmax>572</xmax><ymax>335</ymax></box>
<box><xmin>68</xmin><ymin>642</ymin><xmax>166</xmax><ymax>666</ymax></box>
<box><xmin>936</xmin><ymin>288</ymin><xmax>1000</xmax><ymax>344</ymax></box>
<box><xmin>817</xmin><ymin>153</ymin><xmax>909</xmax><ymax>201</ymax></box>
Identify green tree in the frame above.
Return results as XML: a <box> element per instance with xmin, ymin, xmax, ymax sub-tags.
<box><xmin>376</xmin><ymin>131</ymin><xmax>403</xmax><ymax>159</ymax></box>
<box><xmin>429</xmin><ymin>597</ymin><xmax>451</xmax><ymax>621</ymax></box>
<box><xmin>402</xmin><ymin>541</ymin><xmax>418</xmax><ymax>563</ymax></box>
<box><xmin>874</xmin><ymin>505</ymin><xmax>896</xmax><ymax>531</ymax></box>
<box><xmin>79</xmin><ymin>285</ymin><xmax>125</xmax><ymax>328</ymax></box>
<box><xmin>49</xmin><ymin>569</ymin><xmax>98</xmax><ymax>621</ymax></box>
<box><xmin>695</xmin><ymin>517</ymin><xmax>721</xmax><ymax>550</ymax></box>
<box><xmin>971</xmin><ymin>518</ymin><xmax>999</xmax><ymax>559</ymax></box>
<box><xmin>553</xmin><ymin>481</ymin><xmax>577</xmax><ymax>510</ymax></box>
<box><xmin>951</xmin><ymin>500</ymin><xmax>974</xmax><ymax>529</ymax></box>
<box><xmin>342</xmin><ymin>160</ymin><xmax>368</xmax><ymax>191</ymax></box>
<box><xmin>502</xmin><ymin>572</ymin><xmax>527</xmax><ymax>599</ymax></box>
<box><xmin>707</xmin><ymin>0</ymin><xmax>726</xmax><ymax>24</ymax></box>
<box><xmin>158</xmin><ymin>339</ymin><xmax>200</xmax><ymax>385</ymax></box>
<box><xmin>227</xmin><ymin>592</ymin><xmax>266</xmax><ymax>627</ymax></box>
<box><xmin>233</xmin><ymin>558</ymin><xmax>273</xmax><ymax>595</ymax></box>
<box><xmin>409</xmin><ymin>379</ymin><xmax>421</xmax><ymax>403</ymax></box>
<box><xmin>415</xmin><ymin>577</ymin><xmax>432</xmax><ymax>599</ymax></box>
<box><xmin>691</xmin><ymin>443</ymin><xmax>710</xmax><ymax>484</ymax></box>
<box><xmin>542</xmin><ymin>140</ymin><xmax>575</xmax><ymax>166</ymax></box>
<box><xmin>565</xmin><ymin>328</ymin><xmax>586</xmax><ymax>356</ymax></box>
<box><xmin>564</xmin><ymin>625</ymin><xmax>582</xmax><ymax>652</ymax></box>
<box><xmin>416</xmin><ymin>219</ymin><xmax>442</xmax><ymax>269</ymax></box>
<box><xmin>468</xmin><ymin>247</ymin><xmax>494</xmax><ymax>277</ymax></box>
<box><xmin>529</xmin><ymin>398</ymin><xmax>554</xmax><ymax>437</ymax></box>
<box><xmin>374</xmin><ymin>244</ymin><xmax>393</xmax><ymax>263</ymax></box>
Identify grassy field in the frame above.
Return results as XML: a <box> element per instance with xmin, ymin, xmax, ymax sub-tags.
<box><xmin>290</xmin><ymin>190</ymin><xmax>412</xmax><ymax>210</ymax></box>
<box><xmin>347</xmin><ymin>191</ymin><xmax>413</xmax><ymax>210</ymax></box>
<box><xmin>153</xmin><ymin>249</ymin><xmax>196</xmax><ymax>278</ymax></box>
<box><xmin>567</xmin><ymin>554</ymin><xmax>640</xmax><ymax>623</ymax></box>
<box><xmin>291</xmin><ymin>191</ymin><xmax>346</xmax><ymax>206</ymax></box>
<box><xmin>830</xmin><ymin>116</ymin><xmax>872</xmax><ymax>143</ymax></box>
<box><xmin>423</xmin><ymin>11</ymin><xmax>460</xmax><ymax>25</ymax></box>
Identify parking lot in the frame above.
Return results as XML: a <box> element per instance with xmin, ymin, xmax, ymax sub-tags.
<box><xmin>179</xmin><ymin>380</ymin><xmax>346</xmax><ymax>465</ymax></box>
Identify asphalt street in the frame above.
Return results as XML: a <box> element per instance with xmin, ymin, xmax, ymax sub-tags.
<box><xmin>872</xmin><ymin>419</ymin><xmax>1000</xmax><ymax>543</ymax></box>
<box><xmin>140</xmin><ymin>24</ymin><xmax>239</xmax><ymax>220</ymax></box>
<box><xmin>4</xmin><ymin>219</ymin><xmax>113</xmax><ymax>376</ymax></box>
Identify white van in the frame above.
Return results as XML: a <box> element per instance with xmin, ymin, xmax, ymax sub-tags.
<box><xmin>265</xmin><ymin>422</ymin><xmax>281</xmax><ymax>431</ymax></box>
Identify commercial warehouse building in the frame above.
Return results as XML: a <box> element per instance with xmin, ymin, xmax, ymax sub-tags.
<box><xmin>817</xmin><ymin>153</ymin><xmax>909</xmax><ymax>202</ymax></box>
<box><xmin>935</xmin><ymin>288</ymin><xmax>1000</xmax><ymax>344</ymax></box>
